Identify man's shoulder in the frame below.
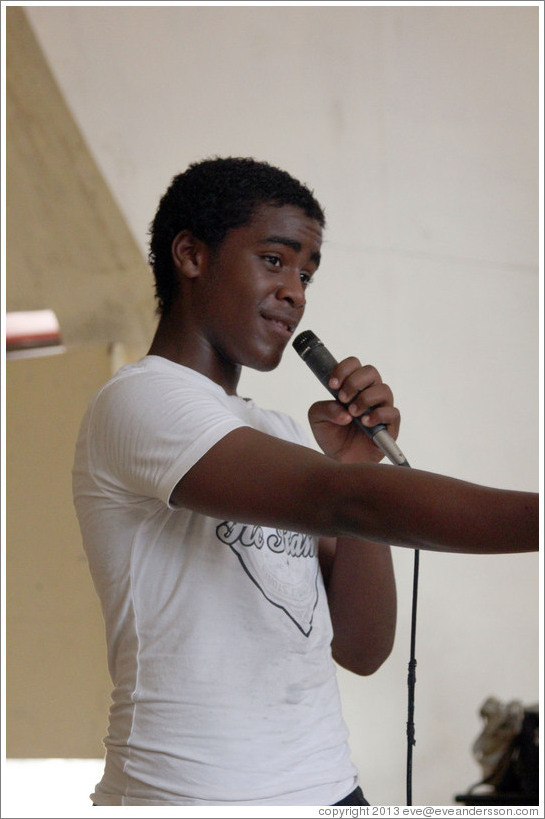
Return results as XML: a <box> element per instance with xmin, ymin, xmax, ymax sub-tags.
<box><xmin>96</xmin><ymin>356</ymin><xmax>219</xmax><ymax>403</ymax></box>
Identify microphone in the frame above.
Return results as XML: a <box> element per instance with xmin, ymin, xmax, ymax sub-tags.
<box><xmin>292</xmin><ymin>329</ymin><xmax>410</xmax><ymax>468</ymax></box>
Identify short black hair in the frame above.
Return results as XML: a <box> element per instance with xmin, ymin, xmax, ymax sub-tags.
<box><xmin>148</xmin><ymin>156</ymin><xmax>326</xmax><ymax>315</ymax></box>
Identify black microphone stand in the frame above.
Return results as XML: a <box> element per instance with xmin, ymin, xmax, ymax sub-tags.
<box><xmin>406</xmin><ymin>547</ymin><xmax>420</xmax><ymax>806</ymax></box>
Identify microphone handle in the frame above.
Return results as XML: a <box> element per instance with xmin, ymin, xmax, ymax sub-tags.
<box><xmin>294</xmin><ymin>332</ymin><xmax>410</xmax><ymax>468</ymax></box>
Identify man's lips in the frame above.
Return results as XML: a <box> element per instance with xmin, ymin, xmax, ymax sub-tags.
<box><xmin>260</xmin><ymin>312</ymin><xmax>297</xmax><ymax>336</ymax></box>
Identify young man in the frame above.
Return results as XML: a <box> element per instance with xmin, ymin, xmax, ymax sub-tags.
<box><xmin>72</xmin><ymin>157</ymin><xmax>537</xmax><ymax>807</ymax></box>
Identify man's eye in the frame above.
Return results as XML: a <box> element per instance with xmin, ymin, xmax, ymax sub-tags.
<box><xmin>300</xmin><ymin>272</ymin><xmax>313</xmax><ymax>288</ymax></box>
<box><xmin>263</xmin><ymin>255</ymin><xmax>281</xmax><ymax>267</ymax></box>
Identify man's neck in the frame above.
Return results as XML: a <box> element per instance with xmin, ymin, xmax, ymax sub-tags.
<box><xmin>148</xmin><ymin>317</ymin><xmax>241</xmax><ymax>396</ymax></box>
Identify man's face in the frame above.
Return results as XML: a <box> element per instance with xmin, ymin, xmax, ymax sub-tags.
<box><xmin>193</xmin><ymin>203</ymin><xmax>323</xmax><ymax>374</ymax></box>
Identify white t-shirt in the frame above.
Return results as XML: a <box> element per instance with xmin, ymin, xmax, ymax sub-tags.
<box><xmin>72</xmin><ymin>356</ymin><xmax>358</xmax><ymax>806</ymax></box>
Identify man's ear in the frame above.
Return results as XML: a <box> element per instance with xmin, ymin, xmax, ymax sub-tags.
<box><xmin>171</xmin><ymin>230</ymin><xmax>207</xmax><ymax>279</ymax></box>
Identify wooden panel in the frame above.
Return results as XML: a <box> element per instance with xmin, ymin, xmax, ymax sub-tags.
<box><xmin>6</xmin><ymin>346</ymin><xmax>113</xmax><ymax>758</ymax></box>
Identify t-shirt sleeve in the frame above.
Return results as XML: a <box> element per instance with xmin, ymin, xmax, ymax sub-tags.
<box><xmin>86</xmin><ymin>370</ymin><xmax>247</xmax><ymax>507</ymax></box>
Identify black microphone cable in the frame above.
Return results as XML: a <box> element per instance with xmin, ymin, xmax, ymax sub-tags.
<box><xmin>292</xmin><ymin>329</ymin><xmax>420</xmax><ymax>806</ymax></box>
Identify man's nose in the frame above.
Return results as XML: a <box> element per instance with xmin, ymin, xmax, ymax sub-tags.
<box><xmin>276</xmin><ymin>271</ymin><xmax>306</xmax><ymax>309</ymax></box>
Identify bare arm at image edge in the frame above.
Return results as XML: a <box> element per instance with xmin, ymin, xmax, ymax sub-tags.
<box><xmin>172</xmin><ymin>426</ymin><xmax>538</xmax><ymax>556</ymax></box>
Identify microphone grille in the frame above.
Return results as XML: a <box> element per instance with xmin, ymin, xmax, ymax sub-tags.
<box><xmin>292</xmin><ymin>329</ymin><xmax>318</xmax><ymax>355</ymax></box>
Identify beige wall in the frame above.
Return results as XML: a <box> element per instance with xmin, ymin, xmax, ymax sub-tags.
<box><xmin>5</xmin><ymin>7</ymin><xmax>150</xmax><ymax>760</ymax></box>
<box><xmin>7</xmin><ymin>346</ymin><xmax>112</xmax><ymax>757</ymax></box>
<box><xmin>5</xmin><ymin>6</ymin><xmax>155</xmax><ymax>351</ymax></box>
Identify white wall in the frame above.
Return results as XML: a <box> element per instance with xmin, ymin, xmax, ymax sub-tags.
<box><xmin>25</xmin><ymin>3</ymin><xmax>540</xmax><ymax>808</ymax></box>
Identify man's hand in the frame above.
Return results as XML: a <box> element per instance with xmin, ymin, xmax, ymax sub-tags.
<box><xmin>308</xmin><ymin>357</ymin><xmax>401</xmax><ymax>464</ymax></box>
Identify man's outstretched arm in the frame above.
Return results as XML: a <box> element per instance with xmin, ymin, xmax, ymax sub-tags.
<box><xmin>171</xmin><ymin>425</ymin><xmax>538</xmax><ymax>555</ymax></box>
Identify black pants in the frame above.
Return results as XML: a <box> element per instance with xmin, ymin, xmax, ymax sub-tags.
<box><xmin>333</xmin><ymin>785</ymin><xmax>369</xmax><ymax>806</ymax></box>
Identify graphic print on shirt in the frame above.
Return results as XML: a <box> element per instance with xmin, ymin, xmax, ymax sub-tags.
<box><xmin>215</xmin><ymin>522</ymin><xmax>319</xmax><ymax>636</ymax></box>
